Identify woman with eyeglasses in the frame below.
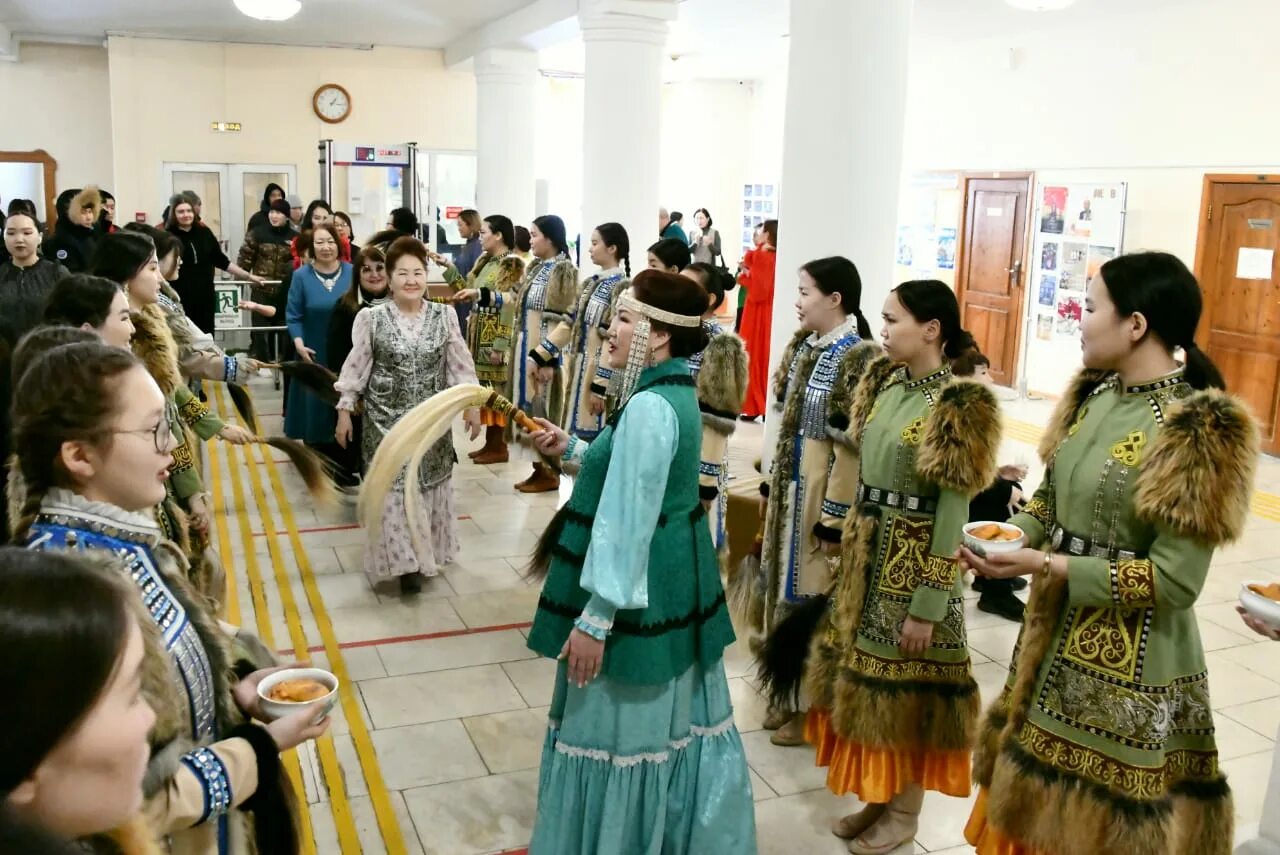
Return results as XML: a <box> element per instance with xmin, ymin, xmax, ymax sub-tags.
<box><xmin>92</xmin><ymin>231</ymin><xmax>254</xmax><ymax>608</ymax></box>
<box><xmin>8</xmin><ymin>339</ymin><xmax>324</xmax><ymax>855</ymax></box>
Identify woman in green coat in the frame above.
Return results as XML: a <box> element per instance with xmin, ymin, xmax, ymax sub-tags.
<box><xmin>963</xmin><ymin>252</ymin><xmax>1258</xmax><ymax>855</ymax></box>
<box><xmin>434</xmin><ymin>214</ymin><xmax>523</xmax><ymax>463</ymax></box>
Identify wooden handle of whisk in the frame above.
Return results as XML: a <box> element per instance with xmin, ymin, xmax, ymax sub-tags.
<box><xmin>484</xmin><ymin>391</ymin><xmax>542</xmax><ymax>433</ymax></box>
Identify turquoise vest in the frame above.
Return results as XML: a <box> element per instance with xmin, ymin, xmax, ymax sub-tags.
<box><xmin>526</xmin><ymin>359</ymin><xmax>736</xmax><ymax>684</ymax></box>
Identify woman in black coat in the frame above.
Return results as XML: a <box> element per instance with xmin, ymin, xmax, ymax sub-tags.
<box><xmin>164</xmin><ymin>193</ymin><xmax>262</xmax><ymax>333</ymax></box>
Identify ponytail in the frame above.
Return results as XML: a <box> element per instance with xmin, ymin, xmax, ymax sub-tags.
<box><xmin>852</xmin><ymin>308</ymin><xmax>872</xmax><ymax>340</ymax></box>
<box><xmin>944</xmin><ymin>328</ymin><xmax>978</xmax><ymax>361</ymax></box>
<box><xmin>622</xmin><ymin>256</ymin><xmax>632</xmax><ymax>278</ymax></box>
<box><xmin>1183</xmin><ymin>341</ymin><xmax>1226</xmax><ymax>391</ymax></box>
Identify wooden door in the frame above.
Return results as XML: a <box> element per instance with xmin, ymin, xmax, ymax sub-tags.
<box><xmin>1194</xmin><ymin>175</ymin><xmax>1280</xmax><ymax>454</ymax></box>
<box><xmin>955</xmin><ymin>175</ymin><xmax>1032</xmax><ymax>386</ymax></box>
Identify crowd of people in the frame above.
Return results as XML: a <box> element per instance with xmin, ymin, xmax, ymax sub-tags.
<box><xmin>0</xmin><ymin>180</ymin><xmax>1273</xmax><ymax>855</ymax></box>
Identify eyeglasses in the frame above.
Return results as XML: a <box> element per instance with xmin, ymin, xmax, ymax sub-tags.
<box><xmin>112</xmin><ymin>414</ymin><xmax>174</xmax><ymax>454</ymax></box>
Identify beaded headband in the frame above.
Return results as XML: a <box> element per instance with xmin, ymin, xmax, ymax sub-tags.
<box><xmin>617</xmin><ymin>291</ymin><xmax>703</xmax><ymax>328</ymax></box>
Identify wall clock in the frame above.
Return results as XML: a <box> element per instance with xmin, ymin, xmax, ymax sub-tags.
<box><xmin>313</xmin><ymin>83</ymin><xmax>352</xmax><ymax>124</ymax></box>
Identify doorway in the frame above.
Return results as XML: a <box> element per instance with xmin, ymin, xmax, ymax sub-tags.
<box><xmin>1193</xmin><ymin>174</ymin><xmax>1280</xmax><ymax>454</ymax></box>
<box><xmin>954</xmin><ymin>173</ymin><xmax>1033</xmax><ymax>387</ymax></box>
<box><xmin>161</xmin><ymin>162</ymin><xmax>298</xmax><ymax>258</ymax></box>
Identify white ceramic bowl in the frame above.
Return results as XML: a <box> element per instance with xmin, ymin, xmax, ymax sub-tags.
<box><xmin>1238</xmin><ymin>583</ymin><xmax>1280</xmax><ymax>629</ymax></box>
<box><xmin>962</xmin><ymin>521</ymin><xmax>1027</xmax><ymax>558</ymax></box>
<box><xmin>256</xmin><ymin>668</ymin><xmax>338</xmax><ymax>723</ymax></box>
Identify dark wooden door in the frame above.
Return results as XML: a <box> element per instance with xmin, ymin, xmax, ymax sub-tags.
<box><xmin>955</xmin><ymin>175</ymin><xmax>1031</xmax><ymax>386</ymax></box>
<box><xmin>1194</xmin><ymin>176</ymin><xmax>1280</xmax><ymax>454</ymax></box>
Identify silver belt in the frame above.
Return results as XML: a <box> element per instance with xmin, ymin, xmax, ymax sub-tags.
<box><xmin>1049</xmin><ymin>524</ymin><xmax>1140</xmax><ymax>561</ymax></box>
<box><xmin>856</xmin><ymin>483</ymin><xmax>937</xmax><ymax>515</ymax></box>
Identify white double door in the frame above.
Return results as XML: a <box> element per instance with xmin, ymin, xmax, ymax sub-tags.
<box><xmin>161</xmin><ymin>162</ymin><xmax>298</xmax><ymax>261</ymax></box>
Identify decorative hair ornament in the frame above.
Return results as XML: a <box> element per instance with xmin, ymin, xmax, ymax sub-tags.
<box><xmin>612</xmin><ymin>289</ymin><xmax>703</xmax><ymax>407</ymax></box>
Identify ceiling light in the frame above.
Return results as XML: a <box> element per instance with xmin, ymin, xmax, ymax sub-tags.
<box><xmin>233</xmin><ymin>0</ymin><xmax>301</xmax><ymax>22</ymax></box>
<box><xmin>1005</xmin><ymin>0</ymin><xmax>1076</xmax><ymax>10</ymax></box>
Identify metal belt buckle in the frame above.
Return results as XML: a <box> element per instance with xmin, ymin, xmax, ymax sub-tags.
<box><xmin>868</xmin><ymin>488</ymin><xmax>882</xmax><ymax>503</ymax></box>
<box><xmin>1051</xmin><ymin>527</ymin><xmax>1065</xmax><ymax>551</ymax></box>
<box><xmin>887</xmin><ymin>491</ymin><xmax>900</xmax><ymax>507</ymax></box>
<box><xmin>1068</xmin><ymin>536</ymin><xmax>1086</xmax><ymax>555</ymax></box>
<box><xmin>905</xmin><ymin>496</ymin><xmax>920</xmax><ymax>511</ymax></box>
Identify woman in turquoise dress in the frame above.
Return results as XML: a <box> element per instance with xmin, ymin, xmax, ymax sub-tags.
<box><xmin>524</xmin><ymin>270</ymin><xmax>757</xmax><ymax>854</ymax></box>
<box><xmin>285</xmin><ymin>222</ymin><xmax>352</xmax><ymax>444</ymax></box>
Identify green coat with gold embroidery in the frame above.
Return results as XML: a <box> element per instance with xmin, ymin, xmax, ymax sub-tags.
<box><xmin>828</xmin><ymin>362</ymin><xmax>1000</xmax><ymax>754</ymax></box>
<box><xmin>975</xmin><ymin>368</ymin><xmax>1258</xmax><ymax>855</ymax></box>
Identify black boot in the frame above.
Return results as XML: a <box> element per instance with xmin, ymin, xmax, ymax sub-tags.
<box><xmin>399</xmin><ymin>573</ymin><xmax>423</xmax><ymax>595</ymax></box>
<box><xmin>977</xmin><ymin>586</ymin><xmax>1026</xmax><ymax>623</ymax></box>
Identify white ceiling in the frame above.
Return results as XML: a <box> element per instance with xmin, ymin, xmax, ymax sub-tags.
<box><xmin>0</xmin><ymin>0</ymin><xmax>534</xmax><ymax>49</ymax></box>
<box><xmin>1</xmin><ymin>0</ymin><xmax>1210</xmax><ymax>78</ymax></box>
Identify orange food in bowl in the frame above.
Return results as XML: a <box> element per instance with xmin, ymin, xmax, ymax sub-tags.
<box><xmin>970</xmin><ymin>524</ymin><xmax>1021</xmax><ymax>542</ymax></box>
<box><xmin>1248</xmin><ymin>582</ymin><xmax>1280</xmax><ymax>603</ymax></box>
<box><xmin>267</xmin><ymin>678</ymin><xmax>331</xmax><ymax>703</ymax></box>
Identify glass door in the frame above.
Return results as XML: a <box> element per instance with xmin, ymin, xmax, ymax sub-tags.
<box><xmin>161</xmin><ymin>163</ymin><xmax>229</xmax><ymax>243</ymax></box>
<box><xmin>230</xmin><ymin>164</ymin><xmax>298</xmax><ymax>259</ymax></box>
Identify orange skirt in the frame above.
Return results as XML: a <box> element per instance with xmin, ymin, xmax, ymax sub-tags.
<box><xmin>479</xmin><ymin>407</ymin><xmax>508</xmax><ymax>427</ymax></box>
<box><xmin>964</xmin><ymin>788</ymin><xmax>1047</xmax><ymax>855</ymax></box>
<box><xmin>805</xmin><ymin>707</ymin><xmax>971</xmax><ymax>803</ymax></box>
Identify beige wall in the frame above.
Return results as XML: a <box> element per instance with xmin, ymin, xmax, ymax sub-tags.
<box><xmin>0</xmin><ymin>43</ymin><xmax>114</xmax><ymax>203</ymax></box>
<box><xmin>106</xmin><ymin>36</ymin><xmax>476</xmax><ymax>222</ymax></box>
<box><xmin>902</xmin><ymin>0</ymin><xmax>1280</xmax><ymax>265</ymax></box>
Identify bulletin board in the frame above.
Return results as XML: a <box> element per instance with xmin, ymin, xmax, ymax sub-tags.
<box><xmin>1020</xmin><ymin>181</ymin><xmax>1128</xmax><ymax>397</ymax></box>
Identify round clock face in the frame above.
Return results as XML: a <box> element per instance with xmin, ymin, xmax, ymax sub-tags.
<box><xmin>314</xmin><ymin>85</ymin><xmax>350</xmax><ymax>123</ymax></box>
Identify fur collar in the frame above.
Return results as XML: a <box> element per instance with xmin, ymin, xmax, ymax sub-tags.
<box><xmin>130</xmin><ymin>304</ymin><xmax>182</xmax><ymax>397</ymax></box>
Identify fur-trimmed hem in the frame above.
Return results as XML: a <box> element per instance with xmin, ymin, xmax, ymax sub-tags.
<box><xmin>831</xmin><ymin>664</ymin><xmax>980</xmax><ymax>753</ymax></box>
<box><xmin>985</xmin><ymin>742</ymin><xmax>1234</xmax><ymax>855</ymax></box>
<box><xmin>915</xmin><ymin>379</ymin><xmax>1001</xmax><ymax>495</ymax></box>
<box><xmin>1133</xmin><ymin>389</ymin><xmax>1257</xmax><ymax>546</ymax></box>
<box><xmin>701</xmin><ymin>410</ymin><xmax>738</xmax><ymax>436</ymax></box>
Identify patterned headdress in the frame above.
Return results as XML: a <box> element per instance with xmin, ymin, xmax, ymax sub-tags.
<box><xmin>613</xmin><ymin>288</ymin><xmax>702</xmax><ymax>407</ymax></box>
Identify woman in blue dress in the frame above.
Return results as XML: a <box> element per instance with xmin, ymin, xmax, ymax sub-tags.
<box><xmin>286</xmin><ymin>222</ymin><xmax>352</xmax><ymax>445</ymax></box>
<box><xmin>525</xmin><ymin>270</ymin><xmax>757</xmax><ymax>854</ymax></box>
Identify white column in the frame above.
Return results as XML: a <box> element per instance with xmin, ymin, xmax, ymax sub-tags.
<box><xmin>762</xmin><ymin>0</ymin><xmax>913</xmax><ymax>464</ymax></box>
<box><xmin>475</xmin><ymin>47</ymin><xmax>539</xmax><ymax>227</ymax></box>
<box><xmin>579</xmin><ymin>0</ymin><xmax>676</xmax><ymax>274</ymax></box>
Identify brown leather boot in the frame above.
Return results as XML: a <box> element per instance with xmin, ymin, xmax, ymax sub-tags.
<box><xmin>472</xmin><ymin>426</ymin><xmax>509</xmax><ymax>465</ymax></box>
<box><xmin>515</xmin><ymin>462</ymin><xmax>559</xmax><ymax>493</ymax></box>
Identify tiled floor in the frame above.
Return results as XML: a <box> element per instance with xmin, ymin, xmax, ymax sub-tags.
<box><xmin>207</xmin><ymin>378</ymin><xmax>1280</xmax><ymax>855</ymax></box>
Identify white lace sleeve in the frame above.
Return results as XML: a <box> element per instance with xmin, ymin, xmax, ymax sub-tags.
<box><xmin>335</xmin><ymin>309</ymin><xmax>375</xmax><ymax>411</ymax></box>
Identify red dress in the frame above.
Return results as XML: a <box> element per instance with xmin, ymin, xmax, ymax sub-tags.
<box><xmin>737</xmin><ymin>246</ymin><xmax>776</xmax><ymax>417</ymax></box>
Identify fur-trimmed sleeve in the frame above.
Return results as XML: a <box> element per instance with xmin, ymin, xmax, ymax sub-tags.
<box><xmin>544</xmin><ymin>260</ymin><xmax>580</xmax><ymax>320</ymax></box>
<box><xmin>697</xmin><ymin>333</ymin><xmax>749</xmax><ymax>435</ymax></box>
<box><xmin>1134</xmin><ymin>390</ymin><xmax>1258</xmax><ymax>546</ymax></box>
<box><xmin>845</xmin><ymin>354</ymin><xmax>898</xmax><ymax>454</ymax></box>
<box><xmin>915</xmin><ymin>379</ymin><xmax>1000</xmax><ymax>496</ymax></box>
<box><xmin>770</xmin><ymin>330</ymin><xmax>809</xmax><ymax>408</ymax></box>
<box><xmin>825</xmin><ymin>341</ymin><xmax>882</xmax><ymax>448</ymax></box>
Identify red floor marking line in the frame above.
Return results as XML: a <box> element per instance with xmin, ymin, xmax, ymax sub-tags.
<box><xmin>277</xmin><ymin>620</ymin><xmax>534</xmax><ymax>656</ymax></box>
<box><xmin>252</xmin><ymin>522</ymin><xmax>361</xmax><ymax>537</ymax></box>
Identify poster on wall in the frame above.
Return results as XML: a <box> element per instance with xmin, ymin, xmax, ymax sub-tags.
<box><xmin>937</xmin><ymin>227</ymin><xmax>957</xmax><ymax>270</ymax></box>
<box><xmin>740</xmin><ymin>182</ymin><xmax>776</xmax><ymax>253</ymax></box>
<box><xmin>1021</xmin><ymin>182</ymin><xmax>1128</xmax><ymax>396</ymax></box>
